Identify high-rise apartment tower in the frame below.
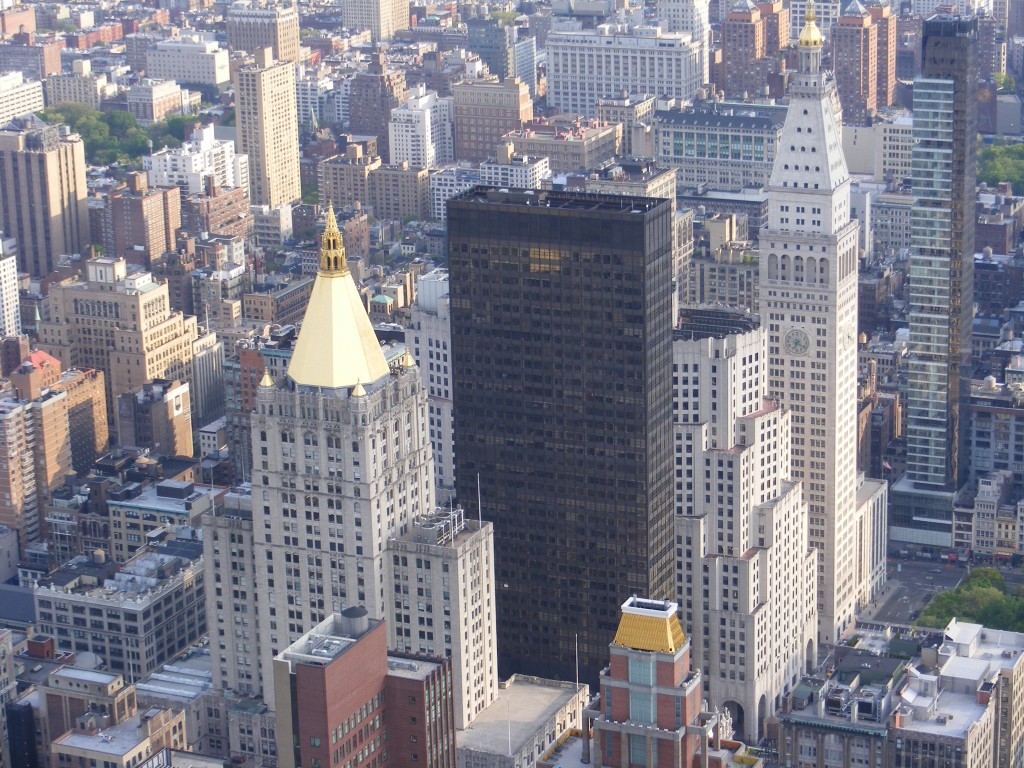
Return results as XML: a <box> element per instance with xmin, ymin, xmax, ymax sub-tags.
<box><xmin>891</xmin><ymin>15</ymin><xmax>978</xmax><ymax>547</ymax></box>
<box><xmin>235</xmin><ymin>47</ymin><xmax>301</xmax><ymax>208</ymax></box>
<box><xmin>226</xmin><ymin>1</ymin><xmax>300</xmax><ymax>64</ymax></box>
<box><xmin>0</xmin><ymin>118</ymin><xmax>89</xmax><ymax>277</ymax></box>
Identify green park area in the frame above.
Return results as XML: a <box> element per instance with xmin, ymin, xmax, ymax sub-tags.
<box><xmin>917</xmin><ymin>567</ymin><xmax>1024</xmax><ymax>632</ymax></box>
<box><xmin>38</xmin><ymin>103</ymin><xmax>210</xmax><ymax>165</ymax></box>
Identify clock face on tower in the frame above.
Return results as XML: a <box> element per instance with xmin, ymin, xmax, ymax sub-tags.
<box><xmin>784</xmin><ymin>328</ymin><xmax>810</xmax><ymax>356</ymax></box>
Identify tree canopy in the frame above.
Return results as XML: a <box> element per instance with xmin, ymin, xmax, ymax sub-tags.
<box><xmin>917</xmin><ymin>567</ymin><xmax>1024</xmax><ymax>632</ymax></box>
<box><xmin>977</xmin><ymin>143</ymin><xmax>1024</xmax><ymax>192</ymax></box>
<box><xmin>37</xmin><ymin>104</ymin><xmax>196</xmax><ymax>165</ymax></box>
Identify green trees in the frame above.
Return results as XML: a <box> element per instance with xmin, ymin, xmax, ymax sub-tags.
<box><xmin>917</xmin><ymin>567</ymin><xmax>1024</xmax><ymax>631</ymax></box>
<box><xmin>38</xmin><ymin>104</ymin><xmax>194</xmax><ymax>165</ymax></box>
<box><xmin>977</xmin><ymin>143</ymin><xmax>1024</xmax><ymax>190</ymax></box>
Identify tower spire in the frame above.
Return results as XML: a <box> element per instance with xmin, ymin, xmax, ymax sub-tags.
<box><xmin>799</xmin><ymin>0</ymin><xmax>824</xmax><ymax>48</ymax></box>
<box><xmin>319</xmin><ymin>203</ymin><xmax>348</xmax><ymax>276</ymax></box>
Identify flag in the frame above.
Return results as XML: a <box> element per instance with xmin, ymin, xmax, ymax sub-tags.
<box><xmin>882</xmin><ymin>460</ymin><xmax>892</xmax><ymax>471</ymax></box>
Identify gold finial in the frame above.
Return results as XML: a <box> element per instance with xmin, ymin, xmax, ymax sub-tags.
<box><xmin>799</xmin><ymin>0</ymin><xmax>824</xmax><ymax>47</ymax></box>
<box><xmin>320</xmin><ymin>202</ymin><xmax>349</xmax><ymax>276</ymax></box>
<box><xmin>259</xmin><ymin>367</ymin><xmax>274</xmax><ymax>388</ymax></box>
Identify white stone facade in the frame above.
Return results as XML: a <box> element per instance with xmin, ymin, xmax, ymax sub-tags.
<box><xmin>406</xmin><ymin>268</ymin><xmax>455</xmax><ymax>500</ymax></box>
<box><xmin>250</xmin><ymin>362</ymin><xmax>433</xmax><ymax>711</ymax></box>
<box><xmin>759</xmin><ymin>28</ymin><xmax>878</xmax><ymax>644</ymax></box>
<box><xmin>388</xmin><ymin>85</ymin><xmax>453</xmax><ymax>168</ymax></box>
<box><xmin>547</xmin><ymin>24</ymin><xmax>703</xmax><ymax>116</ymax></box>
<box><xmin>673</xmin><ymin>313</ymin><xmax>817</xmax><ymax>742</ymax></box>
<box><xmin>145</xmin><ymin>125</ymin><xmax>250</xmax><ymax>196</ymax></box>
<box><xmin>147</xmin><ymin>35</ymin><xmax>230</xmax><ymax>88</ymax></box>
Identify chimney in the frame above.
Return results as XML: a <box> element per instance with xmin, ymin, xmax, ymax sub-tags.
<box><xmin>129</xmin><ymin>172</ymin><xmax>147</xmax><ymax>195</ymax></box>
<box><xmin>339</xmin><ymin>605</ymin><xmax>370</xmax><ymax>636</ymax></box>
<box><xmin>255</xmin><ymin>46</ymin><xmax>273</xmax><ymax>68</ymax></box>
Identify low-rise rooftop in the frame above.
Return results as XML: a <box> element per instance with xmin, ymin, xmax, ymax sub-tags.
<box><xmin>457</xmin><ymin>677</ymin><xmax>583</xmax><ymax>755</ymax></box>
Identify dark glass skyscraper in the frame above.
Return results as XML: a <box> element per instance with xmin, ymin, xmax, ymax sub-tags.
<box><xmin>892</xmin><ymin>15</ymin><xmax>978</xmax><ymax>544</ymax></box>
<box><xmin>448</xmin><ymin>188</ymin><xmax>675</xmax><ymax>683</ymax></box>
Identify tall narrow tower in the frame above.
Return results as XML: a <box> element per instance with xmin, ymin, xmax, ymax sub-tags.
<box><xmin>759</xmin><ymin>2</ymin><xmax>863</xmax><ymax>644</ymax></box>
<box><xmin>904</xmin><ymin>16</ymin><xmax>977</xmax><ymax>493</ymax></box>
<box><xmin>890</xmin><ymin>16</ymin><xmax>977</xmax><ymax>547</ymax></box>
<box><xmin>657</xmin><ymin>0</ymin><xmax>711</xmax><ymax>83</ymax></box>
<box><xmin>235</xmin><ymin>47</ymin><xmax>300</xmax><ymax>208</ymax></box>
<box><xmin>251</xmin><ymin>206</ymin><xmax>433</xmax><ymax>709</ymax></box>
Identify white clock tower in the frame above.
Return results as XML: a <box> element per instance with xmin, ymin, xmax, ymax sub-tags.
<box><xmin>759</xmin><ymin>2</ymin><xmax>881</xmax><ymax>644</ymax></box>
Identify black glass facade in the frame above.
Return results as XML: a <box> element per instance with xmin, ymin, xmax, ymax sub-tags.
<box><xmin>448</xmin><ymin>188</ymin><xmax>675</xmax><ymax>683</ymax></box>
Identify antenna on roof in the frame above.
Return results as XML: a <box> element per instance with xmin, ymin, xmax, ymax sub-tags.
<box><xmin>476</xmin><ymin>473</ymin><xmax>482</xmax><ymax>527</ymax></box>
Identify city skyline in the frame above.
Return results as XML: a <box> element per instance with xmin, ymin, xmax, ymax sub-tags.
<box><xmin>0</xmin><ymin>1</ymin><xmax>1020</xmax><ymax>766</ymax></box>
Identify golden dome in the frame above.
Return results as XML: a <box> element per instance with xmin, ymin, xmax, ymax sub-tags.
<box><xmin>799</xmin><ymin>0</ymin><xmax>824</xmax><ymax>47</ymax></box>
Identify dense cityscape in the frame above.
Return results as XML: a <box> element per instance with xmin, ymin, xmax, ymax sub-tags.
<box><xmin>0</xmin><ymin>0</ymin><xmax>1020</xmax><ymax>766</ymax></box>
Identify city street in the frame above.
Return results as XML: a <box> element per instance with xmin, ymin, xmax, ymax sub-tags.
<box><xmin>861</xmin><ymin>560</ymin><xmax>966</xmax><ymax>626</ymax></box>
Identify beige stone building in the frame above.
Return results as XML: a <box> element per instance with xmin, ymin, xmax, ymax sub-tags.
<box><xmin>116</xmin><ymin>379</ymin><xmax>193</xmax><ymax>457</ymax></box>
<box><xmin>341</xmin><ymin>0</ymin><xmax>408</xmax><ymax>40</ymax></box>
<box><xmin>38</xmin><ymin>258</ymin><xmax>199</xmax><ymax>430</ymax></box>
<box><xmin>0</xmin><ymin>398</ymin><xmax>39</xmax><ymax>556</ymax></box>
<box><xmin>452</xmin><ymin>77</ymin><xmax>532</xmax><ymax>163</ymax></box>
<box><xmin>235</xmin><ymin>48</ymin><xmax>300</xmax><ymax>208</ymax></box>
<box><xmin>44</xmin><ymin>59</ymin><xmax>116</xmax><ymax>109</ymax></box>
<box><xmin>367</xmin><ymin>161</ymin><xmax>430</xmax><ymax>221</ymax></box>
<box><xmin>595</xmin><ymin>93</ymin><xmax>658</xmax><ymax>157</ymax></box>
<box><xmin>226</xmin><ymin>1</ymin><xmax>300</xmax><ymax>64</ymax></box>
<box><xmin>0</xmin><ymin>117</ymin><xmax>89</xmax><ymax>277</ymax></box>
<box><xmin>318</xmin><ymin>145</ymin><xmax>380</xmax><ymax>209</ymax></box>
<box><xmin>250</xmin><ymin>207</ymin><xmax>433</xmax><ymax>710</ymax></box>
<box><xmin>241</xmin><ymin>278</ymin><xmax>313</xmax><ymax>327</ymax></box>
<box><xmin>386</xmin><ymin>509</ymin><xmax>498</xmax><ymax>729</ymax></box>
<box><xmin>505</xmin><ymin>118</ymin><xmax>621</xmax><ymax>173</ymax></box>
<box><xmin>319</xmin><ymin>148</ymin><xmax>429</xmax><ymax>222</ymax></box>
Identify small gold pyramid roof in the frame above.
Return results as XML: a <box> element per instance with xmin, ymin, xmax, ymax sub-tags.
<box><xmin>402</xmin><ymin>348</ymin><xmax>416</xmax><ymax>368</ymax></box>
<box><xmin>612</xmin><ymin>598</ymin><xmax>686</xmax><ymax>654</ymax></box>
<box><xmin>351</xmin><ymin>380</ymin><xmax>366</xmax><ymax>397</ymax></box>
<box><xmin>288</xmin><ymin>204</ymin><xmax>390</xmax><ymax>389</ymax></box>
<box><xmin>258</xmin><ymin>368</ymin><xmax>274</xmax><ymax>388</ymax></box>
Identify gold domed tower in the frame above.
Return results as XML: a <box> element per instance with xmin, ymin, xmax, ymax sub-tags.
<box><xmin>798</xmin><ymin>0</ymin><xmax>823</xmax><ymax>47</ymax></box>
<box><xmin>798</xmin><ymin>0</ymin><xmax>824</xmax><ymax>73</ymax></box>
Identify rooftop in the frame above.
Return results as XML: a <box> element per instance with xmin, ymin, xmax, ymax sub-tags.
<box><xmin>55</xmin><ymin>667</ymin><xmax>120</xmax><ymax>686</ymax></box>
<box><xmin>277</xmin><ymin>611</ymin><xmax>382</xmax><ymax>667</ymax></box>
<box><xmin>452</xmin><ymin>187</ymin><xmax>664</xmax><ymax>214</ymax></box>
<box><xmin>896</xmin><ymin>690</ymin><xmax>986</xmax><ymax>738</ymax></box>
<box><xmin>386</xmin><ymin>655</ymin><xmax>441</xmax><ymax>681</ymax></box>
<box><xmin>457</xmin><ymin>677</ymin><xmax>584</xmax><ymax>755</ymax></box>
<box><xmin>53</xmin><ymin>709</ymin><xmax>171</xmax><ymax>756</ymax></box>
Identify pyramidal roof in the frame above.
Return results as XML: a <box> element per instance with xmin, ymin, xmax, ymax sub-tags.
<box><xmin>612</xmin><ymin>597</ymin><xmax>686</xmax><ymax>654</ymax></box>
<box><xmin>768</xmin><ymin>10</ymin><xmax>848</xmax><ymax>194</ymax></box>
<box><xmin>287</xmin><ymin>205</ymin><xmax>390</xmax><ymax>389</ymax></box>
<box><xmin>841</xmin><ymin>0</ymin><xmax>868</xmax><ymax>16</ymax></box>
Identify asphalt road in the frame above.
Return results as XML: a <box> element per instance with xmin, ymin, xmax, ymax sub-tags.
<box><xmin>861</xmin><ymin>560</ymin><xmax>966</xmax><ymax>626</ymax></box>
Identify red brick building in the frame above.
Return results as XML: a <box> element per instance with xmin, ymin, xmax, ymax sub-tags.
<box><xmin>833</xmin><ymin>1</ymin><xmax>878</xmax><ymax>126</ymax></box>
<box><xmin>582</xmin><ymin>597</ymin><xmax>732</xmax><ymax>766</ymax></box>
<box><xmin>274</xmin><ymin>609</ymin><xmax>456</xmax><ymax>768</ymax></box>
